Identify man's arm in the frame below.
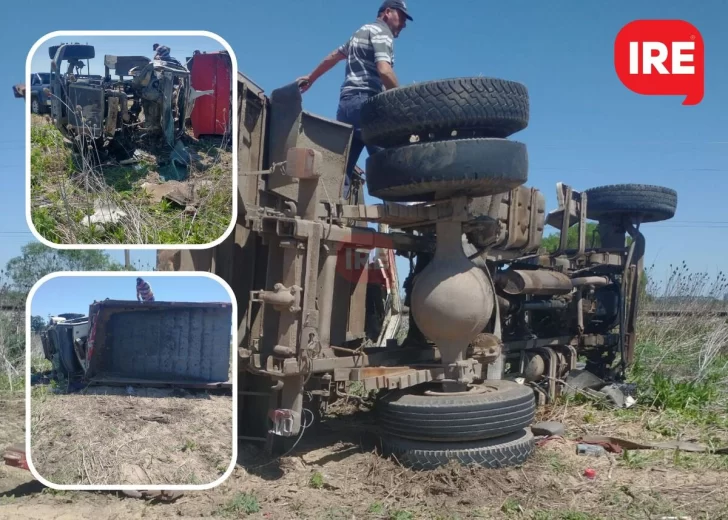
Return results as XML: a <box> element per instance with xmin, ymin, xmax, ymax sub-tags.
<box><xmin>298</xmin><ymin>46</ymin><xmax>347</xmax><ymax>93</ymax></box>
<box><xmin>376</xmin><ymin>61</ymin><xmax>399</xmax><ymax>90</ymax></box>
<box><xmin>372</xmin><ymin>32</ymin><xmax>399</xmax><ymax>89</ymax></box>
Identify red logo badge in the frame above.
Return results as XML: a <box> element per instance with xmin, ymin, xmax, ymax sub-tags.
<box><xmin>614</xmin><ymin>20</ymin><xmax>704</xmax><ymax>105</ymax></box>
<box><xmin>334</xmin><ymin>231</ymin><xmax>396</xmax><ymax>289</ymax></box>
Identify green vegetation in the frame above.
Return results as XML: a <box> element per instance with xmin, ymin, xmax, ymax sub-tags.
<box><xmin>541</xmin><ymin>222</ymin><xmax>602</xmax><ymax>252</ymax></box>
<box><xmin>0</xmin><ymin>244</ymin><xmax>128</xmax><ymax>393</ymax></box>
<box><xmin>29</xmin><ymin>115</ymin><xmax>232</xmax><ymax>245</ymax></box>
<box><xmin>309</xmin><ymin>470</ymin><xmax>324</xmax><ymax>489</ymax></box>
<box><xmin>217</xmin><ymin>492</ymin><xmax>260</xmax><ymax>516</ymax></box>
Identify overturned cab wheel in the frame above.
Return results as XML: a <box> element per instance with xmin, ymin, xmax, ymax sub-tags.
<box><xmin>584</xmin><ymin>183</ymin><xmax>678</xmax><ymax>223</ymax></box>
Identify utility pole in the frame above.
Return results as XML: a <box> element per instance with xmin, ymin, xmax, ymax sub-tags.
<box><xmin>124</xmin><ymin>250</ymin><xmax>130</xmax><ymax>269</ymax></box>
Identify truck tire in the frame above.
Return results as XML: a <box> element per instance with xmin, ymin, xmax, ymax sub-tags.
<box><xmin>380</xmin><ymin>428</ymin><xmax>535</xmax><ymax>470</ymax></box>
<box><xmin>376</xmin><ymin>380</ymin><xmax>535</xmax><ymax>442</ymax></box>
<box><xmin>31</xmin><ymin>96</ymin><xmax>40</xmax><ymax>114</ymax></box>
<box><xmin>365</xmin><ymin>138</ymin><xmax>528</xmax><ymax>203</ymax></box>
<box><xmin>360</xmin><ymin>77</ymin><xmax>529</xmax><ymax>147</ymax></box>
<box><xmin>584</xmin><ymin>184</ymin><xmax>677</xmax><ymax>223</ymax></box>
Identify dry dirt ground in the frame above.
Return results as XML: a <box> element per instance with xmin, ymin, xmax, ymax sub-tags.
<box><xmin>3</xmin><ymin>393</ymin><xmax>728</xmax><ymax>519</ymax></box>
<box><xmin>28</xmin><ymin>385</ymin><xmax>233</xmax><ymax>486</ymax></box>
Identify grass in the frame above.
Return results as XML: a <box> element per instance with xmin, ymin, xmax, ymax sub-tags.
<box><xmin>619</xmin><ymin>265</ymin><xmax>728</xmax><ymax>450</ymax></box>
<box><xmin>545</xmin><ymin>264</ymin><xmax>728</xmax><ymax>475</ymax></box>
<box><xmin>309</xmin><ymin>470</ymin><xmax>324</xmax><ymax>489</ymax></box>
<box><xmin>389</xmin><ymin>512</ymin><xmax>414</xmax><ymax>520</ymax></box>
<box><xmin>218</xmin><ymin>492</ymin><xmax>260</xmax><ymax>516</ymax></box>
<box><xmin>636</xmin><ymin>263</ymin><xmax>728</xmax><ymax>381</ymax></box>
<box><xmin>29</xmin><ymin>115</ymin><xmax>233</xmax><ymax>245</ymax></box>
<box><xmin>0</xmin><ymin>322</ymin><xmax>48</xmax><ymax>394</ymax></box>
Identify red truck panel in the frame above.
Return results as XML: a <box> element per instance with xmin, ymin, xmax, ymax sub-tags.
<box><xmin>190</xmin><ymin>51</ymin><xmax>232</xmax><ymax>138</ymax></box>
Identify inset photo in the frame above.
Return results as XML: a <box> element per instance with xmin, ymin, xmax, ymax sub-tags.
<box><xmin>26</xmin><ymin>272</ymin><xmax>235</xmax><ymax>488</ymax></box>
<box><xmin>22</xmin><ymin>32</ymin><xmax>236</xmax><ymax>247</ymax></box>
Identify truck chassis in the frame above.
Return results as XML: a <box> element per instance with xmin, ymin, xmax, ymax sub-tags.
<box><xmin>158</xmin><ymin>72</ymin><xmax>677</xmax><ymax>468</ymax></box>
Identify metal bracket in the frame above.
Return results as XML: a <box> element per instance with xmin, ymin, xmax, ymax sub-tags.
<box><xmin>257</xmin><ymin>283</ymin><xmax>302</xmax><ymax>313</ymax></box>
<box><xmin>268</xmin><ymin>409</ymin><xmax>300</xmax><ymax>437</ymax></box>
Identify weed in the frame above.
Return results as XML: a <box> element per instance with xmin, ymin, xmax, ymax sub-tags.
<box><xmin>218</xmin><ymin>492</ymin><xmax>260</xmax><ymax>516</ymax></box>
<box><xmin>0</xmin><ymin>496</ymin><xmax>16</xmax><ymax>506</ymax></box>
<box><xmin>368</xmin><ymin>501</ymin><xmax>385</xmax><ymax>514</ymax></box>
<box><xmin>502</xmin><ymin>497</ymin><xmax>522</xmax><ymax>514</ymax></box>
<box><xmin>389</xmin><ymin>511</ymin><xmax>413</xmax><ymax>520</ymax></box>
<box><xmin>531</xmin><ymin>513</ymin><xmax>554</xmax><ymax>520</ymax></box>
<box><xmin>182</xmin><ymin>439</ymin><xmax>198</xmax><ymax>452</ymax></box>
<box><xmin>619</xmin><ymin>450</ymin><xmax>651</xmax><ymax>469</ymax></box>
<box><xmin>309</xmin><ymin>471</ymin><xmax>324</xmax><ymax>489</ymax></box>
<box><xmin>540</xmin><ymin>451</ymin><xmax>569</xmax><ymax>474</ymax></box>
<box><xmin>560</xmin><ymin>513</ymin><xmax>603</xmax><ymax>520</ymax></box>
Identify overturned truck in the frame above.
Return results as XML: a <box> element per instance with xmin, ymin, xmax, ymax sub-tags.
<box><xmin>46</xmin><ymin>43</ymin><xmax>211</xmax><ymax>167</ymax></box>
<box><xmin>158</xmin><ymin>73</ymin><xmax>677</xmax><ymax>469</ymax></box>
<box><xmin>40</xmin><ymin>300</ymin><xmax>233</xmax><ymax>388</ymax></box>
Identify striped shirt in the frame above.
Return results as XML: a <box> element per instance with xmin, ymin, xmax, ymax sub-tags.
<box><xmin>337</xmin><ymin>20</ymin><xmax>395</xmax><ymax>96</ymax></box>
<box><xmin>154</xmin><ymin>45</ymin><xmax>171</xmax><ymax>59</ymax></box>
<box><xmin>136</xmin><ymin>280</ymin><xmax>155</xmax><ymax>302</ymax></box>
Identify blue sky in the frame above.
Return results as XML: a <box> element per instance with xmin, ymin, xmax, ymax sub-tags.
<box><xmin>30</xmin><ymin>35</ymin><xmax>224</xmax><ymax>75</ymax></box>
<box><xmin>30</xmin><ymin>275</ymin><xmax>232</xmax><ymax>318</ymax></box>
<box><xmin>1</xmin><ymin>0</ymin><xmax>727</xmax><ymax>292</ymax></box>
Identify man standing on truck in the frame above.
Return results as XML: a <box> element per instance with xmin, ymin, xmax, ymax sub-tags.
<box><xmin>152</xmin><ymin>43</ymin><xmax>171</xmax><ymax>60</ymax></box>
<box><xmin>297</xmin><ymin>0</ymin><xmax>412</xmax><ymax>197</ymax></box>
<box><xmin>136</xmin><ymin>277</ymin><xmax>155</xmax><ymax>303</ymax></box>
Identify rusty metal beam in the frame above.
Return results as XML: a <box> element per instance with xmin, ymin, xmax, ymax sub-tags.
<box><xmin>241</xmin><ymin>334</ymin><xmax>611</xmax><ymax>374</ymax></box>
<box><xmin>291</xmin><ymin>220</ymin><xmax>432</xmax><ymax>253</ymax></box>
<box><xmin>88</xmin><ymin>377</ymin><xmax>232</xmax><ymax>390</ymax></box>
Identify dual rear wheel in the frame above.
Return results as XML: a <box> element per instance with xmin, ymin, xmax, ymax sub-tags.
<box><xmin>375</xmin><ymin>380</ymin><xmax>536</xmax><ymax>470</ymax></box>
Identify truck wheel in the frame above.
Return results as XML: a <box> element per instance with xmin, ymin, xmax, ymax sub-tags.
<box><xmin>365</xmin><ymin>138</ymin><xmax>528</xmax><ymax>203</ymax></box>
<box><xmin>376</xmin><ymin>380</ymin><xmax>535</xmax><ymax>442</ymax></box>
<box><xmin>31</xmin><ymin>97</ymin><xmax>40</xmax><ymax>114</ymax></box>
<box><xmin>360</xmin><ymin>77</ymin><xmax>529</xmax><ymax>148</ymax></box>
<box><xmin>380</xmin><ymin>428</ymin><xmax>535</xmax><ymax>470</ymax></box>
<box><xmin>584</xmin><ymin>184</ymin><xmax>678</xmax><ymax>223</ymax></box>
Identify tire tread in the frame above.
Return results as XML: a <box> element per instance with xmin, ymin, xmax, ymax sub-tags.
<box><xmin>381</xmin><ymin>429</ymin><xmax>535</xmax><ymax>470</ymax></box>
<box><xmin>361</xmin><ymin>77</ymin><xmax>529</xmax><ymax>147</ymax></box>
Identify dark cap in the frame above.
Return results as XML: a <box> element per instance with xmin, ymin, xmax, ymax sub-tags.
<box><xmin>379</xmin><ymin>0</ymin><xmax>413</xmax><ymax>21</ymax></box>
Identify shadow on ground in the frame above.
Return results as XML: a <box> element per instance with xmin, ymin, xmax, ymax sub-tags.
<box><xmin>0</xmin><ymin>480</ymin><xmax>45</xmax><ymax>499</ymax></box>
<box><xmin>237</xmin><ymin>404</ymin><xmax>382</xmax><ymax>481</ymax></box>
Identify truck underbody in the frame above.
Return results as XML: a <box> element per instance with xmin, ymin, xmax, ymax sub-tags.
<box><xmin>46</xmin><ymin>43</ymin><xmax>211</xmax><ymax>169</ymax></box>
<box><xmin>157</xmin><ymin>72</ymin><xmax>677</xmax><ymax>468</ymax></box>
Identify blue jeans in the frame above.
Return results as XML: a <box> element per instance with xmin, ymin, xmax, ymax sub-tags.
<box><xmin>336</xmin><ymin>91</ymin><xmax>384</xmax><ymax>198</ymax></box>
